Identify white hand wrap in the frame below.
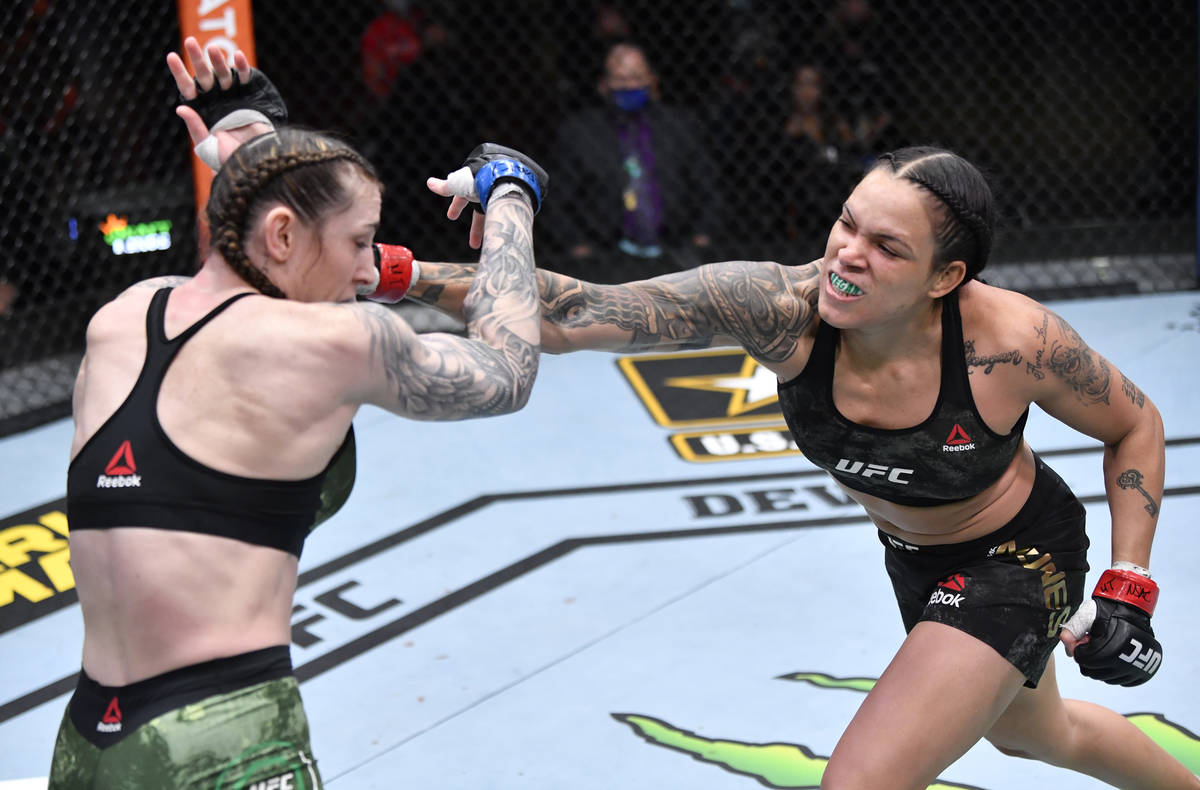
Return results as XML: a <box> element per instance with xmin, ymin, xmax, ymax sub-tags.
<box><xmin>444</xmin><ymin>166</ymin><xmax>479</xmax><ymax>202</ymax></box>
<box><xmin>486</xmin><ymin>182</ymin><xmax>528</xmax><ymax>203</ymax></box>
<box><xmin>194</xmin><ymin>109</ymin><xmax>274</xmax><ymax>170</ymax></box>
<box><xmin>1111</xmin><ymin>560</ymin><xmax>1152</xmax><ymax>579</ymax></box>
<box><xmin>1061</xmin><ymin>598</ymin><xmax>1096</xmax><ymax>640</ymax></box>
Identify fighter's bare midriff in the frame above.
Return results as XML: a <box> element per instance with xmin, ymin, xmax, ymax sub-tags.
<box><xmin>843</xmin><ymin>441</ymin><xmax>1038</xmax><ymax>544</ymax></box>
<box><xmin>70</xmin><ymin>528</ymin><xmax>297</xmax><ymax>686</ymax></box>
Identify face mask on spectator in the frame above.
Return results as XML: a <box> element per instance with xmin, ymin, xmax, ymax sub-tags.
<box><xmin>611</xmin><ymin>87</ymin><xmax>650</xmax><ymax>112</ymax></box>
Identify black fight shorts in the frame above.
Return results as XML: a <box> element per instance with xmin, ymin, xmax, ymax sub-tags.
<box><xmin>879</xmin><ymin>454</ymin><xmax>1089</xmax><ymax>688</ymax></box>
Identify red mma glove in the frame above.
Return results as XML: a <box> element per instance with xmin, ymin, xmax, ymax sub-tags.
<box><xmin>359</xmin><ymin>243</ymin><xmax>419</xmax><ymax>303</ymax></box>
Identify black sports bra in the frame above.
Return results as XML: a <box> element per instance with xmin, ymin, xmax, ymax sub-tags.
<box><xmin>66</xmin><ymin>288</ymin><xmax>354</xmax><ymax>556</ymax></box>
<box><xmin>777</xmin><ymin>291</ymin><xmax>1027</xmax><ymax>506</ymax></box>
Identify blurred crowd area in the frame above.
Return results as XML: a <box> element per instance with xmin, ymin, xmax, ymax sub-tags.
<box><xmin>251</xmin><ymin>0</ymin><xmax>1197</xmax><ymax>280</ymax></box>
<box><xmin>0</xmin><ymin>0</ymin><xmax>1196</xmax><ymax>431</ymax></box>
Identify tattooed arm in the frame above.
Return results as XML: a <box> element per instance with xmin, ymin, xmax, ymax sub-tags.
<box><xmin>1025</xmin><ymin>306</ymin><xmax>1164</xmax><ymax>567</ymax></box>
<box><xmin>409</xmin><ymin>259</ymin><xmax>822</xmax><ymax>367</ymax></box>
<box><xmin>338</xmin><ymin>193</ymin><xmax>540</xmax><ymax>420</ymax></box>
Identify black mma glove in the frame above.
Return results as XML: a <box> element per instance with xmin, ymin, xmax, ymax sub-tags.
<box><xmin>1064</xmin><ymin>565</ymin><xmax>1162</xmax><ymax>687</ymax></box>
<box><xmin>182</xmin><ymin>67</ymin><xmax>288</xmax><ymax>170</ymax></box>
<box><xmin>444</xmin><ymin>143</ymin><xmax>549</xmax><ymax>214</ymax></box>
<box><xmin>180</xmin><ymin>66</ymin><xmax>288</xmax><ymax>128</ymax></box>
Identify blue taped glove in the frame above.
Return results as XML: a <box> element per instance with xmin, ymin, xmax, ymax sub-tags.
<box><xmin>462</xmin><ymin>143</ymin><xmax>548</xmax><ymax>213</ymax></box>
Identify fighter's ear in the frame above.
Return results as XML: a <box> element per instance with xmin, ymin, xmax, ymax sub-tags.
<box><xmin>929</xmin><ymin>259</ymin><xmax>966</xmax><ymax>298</ymax></box>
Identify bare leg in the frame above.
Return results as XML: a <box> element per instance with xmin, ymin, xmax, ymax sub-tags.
<box><xmin>986</xmin><ymin>654</ymin><xmax>1200</xmax><ymax>789</ymax></box>
<box><xmin>821</xmin><ymin>621</ymin><xmax>1027</xmax><ymax>790</ymax></box>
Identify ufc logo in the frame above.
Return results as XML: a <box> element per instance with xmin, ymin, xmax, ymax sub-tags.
<box><xmin>1119</xmin><ymin>638</ymin><xmax>1162</xmax><ymax>675</ymax></box>
<box><xmin>835</xmin><ymin>459</ymin><xmax>914</xmax><ymax>485</ymax></box>
<box><xmin>886</xmin><ymin>535</ymin><xmax>919</xmax><ymax>552</ymax></box>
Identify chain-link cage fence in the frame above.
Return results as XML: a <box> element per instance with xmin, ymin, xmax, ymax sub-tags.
<box><xmin>1</xmin><ymin>0</ymin><xmax>1196</xmax><ymax>436</ymax></box>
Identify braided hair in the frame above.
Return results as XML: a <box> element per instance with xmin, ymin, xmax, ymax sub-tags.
<box><xmin>206</xmin><ymin>128</ymin><xmax>380</xmax><ymax>298</ymax></box>
<box><xmin>872</xmin><ymin>146</ymin><xmax>995</xmax><ymax>288</ymax></box>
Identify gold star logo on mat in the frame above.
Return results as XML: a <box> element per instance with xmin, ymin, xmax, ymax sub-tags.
<box><xmin>665</xmin><ymin>356</ymin><xmax>779</xmax><ymax>417</ymax></box>
<box><xmin>616</xmin><ymin>349</ymin><xmax>783</xmax><ymax>428</ymax></box>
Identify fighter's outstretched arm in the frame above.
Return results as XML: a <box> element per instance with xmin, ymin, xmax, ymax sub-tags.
<box><xmin>407</xmin><ymin>259</ymin><xmax>822</xmax><ymax>364</ymax></box>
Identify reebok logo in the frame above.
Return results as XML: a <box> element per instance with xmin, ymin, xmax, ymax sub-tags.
<box><xmin>96</xmin><ymin>440</ymin><xmax>142</xmax><ymax>488</ymax></box>
<box><xmin>105</xmin><ymin>441</ymin><xmax>136</xmax><ymax>475</ymax></box>
<box><xmin>942</xmin><ymin>424</ymin><xmax>976</xmax><ymax>452</ymax></box>
<box><xmin>926</xmin><ymin>578</ymin><xmax>964</xmax><ymax>609</ymax></box>
<box><xmin>939</xmin><ymin>573</ymin><xmax>967</xmax><ymax>592</ymax></box>
<box><xmin>97</xmin><ymin>696</ymin><xmax>122</xmax><ymax>733</ymax></box>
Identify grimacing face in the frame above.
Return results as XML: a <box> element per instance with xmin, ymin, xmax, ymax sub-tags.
<box><xmin>817</xmin><ymin>168</ymin><xmax>951</xmax><ymax>330</ymax></box>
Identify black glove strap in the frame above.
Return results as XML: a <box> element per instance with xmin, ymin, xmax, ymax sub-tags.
<box><xmin>181</xmin><ymin>68</ymin><xmax>288</xmax><ymax>128</ymax></box>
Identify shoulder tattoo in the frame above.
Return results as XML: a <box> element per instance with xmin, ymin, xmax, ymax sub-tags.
<box><xmin>1027</xmin><ymin>310</ymin><xmax>1111</xmax><ymax>405</ymax></box>
<box><xmin>964</xmin><ymin>339</ymin><xmax>1022</xmax><ymax>374</ymax></box>
<box><xmin>1120</xmin><ymin>373</ymin><xmax>1146</xmax><ymax>409</ymax></box>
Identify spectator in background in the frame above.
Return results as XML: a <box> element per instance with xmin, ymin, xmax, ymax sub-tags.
<box><xmin>356</xmin><ymin>0</ymin><xmax>465</xmax><ymax>258</ymax></box>
<box><xmin>360</xmin><ymin>0</ymin><xmax>447</xmax><ymax>104</ymax></box>
<box><xmin>781</xmin><ymin>63</ymin><xmax>855</xmax><ymax>243</ymax></box>
<box><xmin>549</xmin><ymin>41</ymin><xmax>719</xmax><ymax>283</ymax></box>
<box><xmin>818</xmin><ymin>0</ymin><xmax>902</xmax><ymax>168</ymax></box>
<box><xmin>553</xmin><ymin>2</ymin><xmax>633</xmax><ymax>112</ymax></box>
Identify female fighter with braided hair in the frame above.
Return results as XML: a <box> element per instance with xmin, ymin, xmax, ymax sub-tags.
<box><xmin>51</xmin><ymin>38</ymin><xmax>547</xmax><ymax>788</ymax></box>
<box><xmin>410</xmin><ymin>148</ymin><xmax>1195</xmax><ymax>788</ymax></box>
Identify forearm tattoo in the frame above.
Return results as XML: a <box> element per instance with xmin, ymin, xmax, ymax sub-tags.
<box><xmin>462</xmin><ymin>193</ymin><xmax>539</xmax><ymax>343</ymax></box>
<box><xmin>1027</xmin><ymin>310</ymin><xmax>1111</xmax><ymax>405</ymax></box>
<box><xmin>355</xmin><ymin>303</ymin><xmax>529</xmax><ymax>417</ymax></box>
<box><xmin>542</xmin><ymin>261</ymin><xmax>820</xmax><ymax>362</ymax></box>
<box><xmin>409</xmin><ymin>259</ymin><xmax>820</xmax><ymax>363</ymax></box>
<box><xmin>964</xmin><ymin>340</ymin><xmax>1022</xmax><ymax>374</ymax></box>
<box><xmin>357</xmin><ymin>196</ymin><xmax>539</xmax><ymax>419</ymax></box>
<box><xmin>1117</xmin><ymin>468</ymin><xmax>1160</xmax><ymax>517</ymax></box>
<box><xmin>408</xmin><ymin>265</ymin><xmax>474</xmax><ymax>306</ymax></box>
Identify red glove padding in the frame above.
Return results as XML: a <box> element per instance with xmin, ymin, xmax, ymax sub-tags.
<box><xmin>1095</xmin><ymin>567</ymin><xmax>1159</xmax><ymax>615</ymax></box>
<box><xmin>1071</xmin><ymin>568</ymin><xmax>1162</xmax><ymax>686</ymax></box>
<box><xmin>362</xmin><ymin>243</ymin><xmax>419</xmax><ymax>303</ymax></box>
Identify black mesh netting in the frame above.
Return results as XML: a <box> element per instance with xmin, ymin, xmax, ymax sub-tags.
<box><xmin>1</xmin><ymin>0</ymin><xmax>1196</xmax><ymax>435</ymax></box>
